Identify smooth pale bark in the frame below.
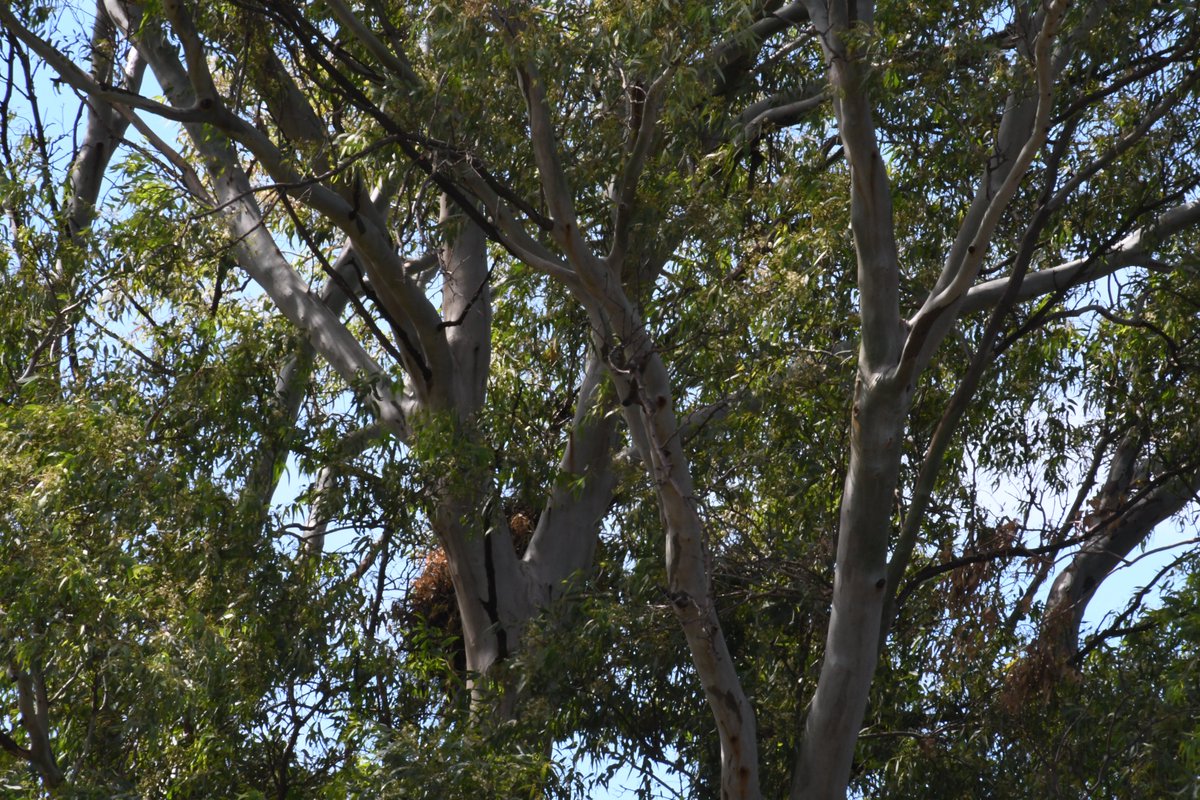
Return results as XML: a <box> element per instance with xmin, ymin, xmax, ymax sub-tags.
<box><xmin>92</xmin><ymin>1</ymin><xmax>507</xmax><ymax>678</ymax></box>
<box><xmin>600</xmin><ymin>335</ymin><xmax>762</xmax><ymax>800</ymax></box>
<box><xmin>439</xmin><ymin>350</ymin><xmax>620</xmax><ymax>680</ymax></box>
<box><xmin>879</xmin><ymin>0</ymin><xmax>1187</xmax><ymax>663</ymax></box>
<box><xmin>63</xmin><ymin>15</ymin><xmax>146</xmax><ymax>239</ymax></box>
<box><xmin>791</xmin><ymin>3</ymin><xmax>1070</xmax><ymax>796</ymax></box>
<box><xmin>147</xmin><ymin>0</ymin><xmax>458</xmax><ymax>410</ymax></box>
<box><xmin>10</xmin><ymin>3</ymin><xmax>764</xmax><ymax>772</ymax></box>
<box><xmin>78</xmin><ymin>3</ymin><xmax>628</xmax><ymax>696</ymax></box>
<box><xmin>523</xmin><ymin>354</ymin><xmax>620</xmax><ymax>590</ymax></box>
<box><xmin>93</xmin><ymin>0</ymin><xmax>412</xmax><ymax>440</ymax></box>
<box><xmin>16</xmin><ymin>2</ymin><xmax>1200</xmax><ymax>797</ymax></box>
<box><xmin>878</xmin><ymin>24</ymin><xmax>1198</xmax><ymax>654</ymax></box>
<box><xmin>440</xmin><ymin>197</ymin><xmax>492</xmax><ymax>419</ymax></box>
<box><xmin>792</xmin><ymin>3</ymin><xmax>905</xmax><ymax>796</ymax></box>
<box><xmin>793</xmin><ymin>378</ymin><xmax>908</xmax><ymax>798</ymax></box>
<box><xmin>186</xmin><ymin>2</ymin><xmax>618</xmax><ymax>688</ymax></box>
<box><xmin>626</xmin><ymin>348</ymin><xmax>763</xmax><ymax>799</ymax></box>
<box><xmin>2</xmin><ymin>6</ymin><xmax>145</xmax><ymax>788</ymax></box>
<box><xmin>902</xmin><ymin>0</ymin><xmax>1069</xmax><ymax>377</ymax></box>
<box><xmin>424</xmin><ymin>209</ymin><xmax>620</xmax><ymax>683</ymax></box>
<box><xmin>962</xmin><ymin>198</ymin><xmax>1200</xmax><ymax>313</ymax></box>
<box><xmin>515</xmin><ymin>39</ymin><xmax>762</xmax><ymax>797</ymax></box>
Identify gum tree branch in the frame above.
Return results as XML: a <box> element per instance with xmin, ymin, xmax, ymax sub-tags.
<box><xmin>900</xmin><ymin>0</ymin><xmax>1070</xmax><ymax>380</ymax></box>
<box><xmin>962</xmin><ymin>198</ymin><xmax>1200</xmax><ymax>313</ymax></box>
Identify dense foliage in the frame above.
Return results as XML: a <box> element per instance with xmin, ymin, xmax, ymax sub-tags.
<box><xmin>1</xmin><ymin>0</ymin><xmax>1198</xmax><ymax>797</ymax></box>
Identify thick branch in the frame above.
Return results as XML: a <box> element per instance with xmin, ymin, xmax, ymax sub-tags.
<box><xmin>65</xmin><ymin>10</ymin><xmax>146</xmax><ymax>236</ymax></box>
<box><xmin>507</xmin><ymin>51</ymin><xmax>768</xmax><ymax>783</ymax></box>
<box><xmin>704</xmin><ymin>2</ymin><xmax>811</xmax><ymax>95</ymax></box>
<box><xmin>607</xmin><ymin>68</ymin><xmax>672</xmax><ymax>269</ymax></box>
<box><xmin>1038</xmin><ymin>443</ymin><xmax>1200</xmax><ymax>664</ymax></box>
<box><xmin>98</xmin><ymin>0</ymin><xmax>409</xmax><ymax>434</ymax></box>
<box><xmin>9</xmin><ymin>665</ymin><xmax>63</xmax><ymax>788</ymax></box>
<box><xmin>457</xmin><ymin>167</ymin><xmax>581</xmax><ymax>287</ymax></box>
<box><xmin>524</xmin><ymin>352</ymin><xmax>619</xmax><ymax>588</ymax></box>
<box><xmin>439</xmin><ymin>197</ymin><xmax>491</xmax><ymax>418</ymax></box>
<box><xmin>738</xmin><ymin>87</ymin><xmax>828</xmax><ymax>143</ymax></box>
<box><xmin>154</xmin><ymin>0</ymin><xmax>457</xmax><ymax>407</ymax></box>
<box><xmin>606</xmin><ymin>347</ymin><xmax>763</xmax><ymax>800</ymax></box>
<box><xmin>804</xmin><ymin>0</ymin><xmax>901</xmax><ymax>374</ymax></box>
<box><xmin>514</xmin><ymin>57</ymin><xmax>608</xmax><ymax>285</ymax></box>
<box><xmin>901</xmin><ymin>0</ymin><xmax>1070</xmax><ymax>378</ymax></box>
<box><xmin>879</xmin><ymin>127</ymin><xmax>1072</xmax><ymax>647</ymax></box>
<box><xmin>322</xmin><ymin>0</ymin><xmax>420</xmax><ymax>87</ymax></box>
<box><xmin>962</xmin><ymin>198</ymin><xmax>1200</xmax><ymax>312</ymax></box>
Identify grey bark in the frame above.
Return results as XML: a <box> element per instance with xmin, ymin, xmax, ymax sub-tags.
<box><xmin>0</xmin><ymin>4</ymin><xmax>146</xmax><ymax>788</ymax></box>
<box><xmin>93</xmin><ymin>0</ymin><xmax>411</xmax><ymax>437</ymax></box>
<box><xmin>962</xmin><ymin>198</ymin><xmax>1200</xmax><ymax>313</ymax></box>
<box><xmin>1039</xmin><ymin>436</ymin><xmax>1200</xmax><ymax>663</ymax></box>
<box><xmin>79</xmin><ymin>2</ymin><xmax>626</xmax><ymax>694</ymax></box>
<box><xmin>792</xmin><ymin>2</ymin><xmax>1069</xmax><ymax>797</ymax></box>
<box><xmin>514</xmin><ymin>49</ymin><xmax>762</xmax><ymax>798</ymax></box>
<box><xmin>12</xmin><ymin>3</ymin><xmax>1200</xmax><ymax>798</ymax></box>
<box><xmin>440</xmin><ymin>197</ymin><xmax>492</xmax><ymax>419</ymax></box>
<box><xmin>8</xmin><ymin>664</ymin><xmax>62</xmax><ymax>787</ymax></box>
<box><xmin>790</xmin><ymin>4</ymin><xmax>905</xmax><ymax>795</ymax></box>
<box><xmin>523</xmin><ymin>354</ymin><xmax>620</xmax><ymax>591</ymax></box>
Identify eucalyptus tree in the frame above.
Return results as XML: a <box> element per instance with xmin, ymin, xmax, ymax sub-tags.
<box><xmin>2</xmin><ymin>0</ymin><xmax>1200</xmax><ymax>798</ymax></box>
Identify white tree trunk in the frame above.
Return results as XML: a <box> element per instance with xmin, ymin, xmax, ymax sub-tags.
<box><xmin>792</xmin><ymin>378</ymin><xmax>907</xmax><ymax>798</ymax></box>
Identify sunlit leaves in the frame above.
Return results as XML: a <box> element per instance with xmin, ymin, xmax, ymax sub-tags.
<box><xmin>2</xmin><ymin>0</ymin><xmax>1200</xmax><ymax>796</ymax></box>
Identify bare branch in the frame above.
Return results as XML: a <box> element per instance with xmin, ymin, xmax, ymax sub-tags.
<box><xmin>514</xmin><ymin>57</ymin><xmax>608</xmax><ymax>284</ymax></box>
<box><xmin>962</xmin><ymin>198</ymin><xmax>1200</xmax><ymax>312</ymax></box>
<box><xmin>322</xmin><ymin>0</ymin><xmax>421</xmax><ymax>87</ymax></box>
<box><xmin>457</xmin><ymin>168</ymin><xmax>581</xmax><ymax>288</ymax></box>
<box><xmin>605</xmin><ymin>69</ymin><xmax>673</xmax><ymax>268</ymax></box>
<box><xmin>301</xmin><ymin>422</ymin><xmax>389</xmax><ymax>557</ymax></box>
<box><xmin>738</xmin><ymin>87</ymin><xmax>828</xmax><ymax>143</ymax></box>
<box><xmin>524</xmin><ymin>352</ymin><xmax>619</xmax><ymax>586</ymax></box>
<box><xmin>804</xmin><ymin>0</ymin><xmax>902</xmax><ymax>374</ymax></box>
<box><xmin>901</xmin><ymin>0</ymin><xmax>1071</xmax><ymax>378</ymax></box>
<box><xmin>8</xmin><ymin>664</ymin><xmax>63</xmax><ymax>788</ymax></box>
<box><xmin>704</xmin><ymin>2</ymin><xmax>811</xmax><ymax>95</ymax></box>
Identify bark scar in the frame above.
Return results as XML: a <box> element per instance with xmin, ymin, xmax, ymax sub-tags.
<box><xmin>482</xmin><ymin>529</ymin><xmax>508</xmax><ymax>660</ymax></box>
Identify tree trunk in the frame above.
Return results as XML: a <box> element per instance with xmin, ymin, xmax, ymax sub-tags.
<box><xmin>792</xmin><ymin>376</ymin><xmax>907</xmax><ymax>799</ymax></box>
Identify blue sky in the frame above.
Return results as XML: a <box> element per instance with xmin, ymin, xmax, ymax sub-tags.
<box><xmin>7</xmin><ymin>7</ymin><xmax>1197</xmax><ymax>796</ymax></box>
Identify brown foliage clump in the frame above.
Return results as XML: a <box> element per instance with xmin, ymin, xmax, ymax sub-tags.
<box><xmin>396</xmin><ymin>505</ymin><xmax>539</xmax><ymax>670</ymax></box>
<box><xmin>999</xmin><ymin>638</ymin><xmax>1082</xmax><ymax>716</ymax></box>
<box><xmin>406</xmin><ymin>548</ymin><xmax>458</xmax><ymax>637</ymax></box>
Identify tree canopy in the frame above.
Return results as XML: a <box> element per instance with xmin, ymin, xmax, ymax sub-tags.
<box><xmin>1</xmin><ymin>0</ymin><xmax>1199</xmax><ymax>798</ymax></box>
